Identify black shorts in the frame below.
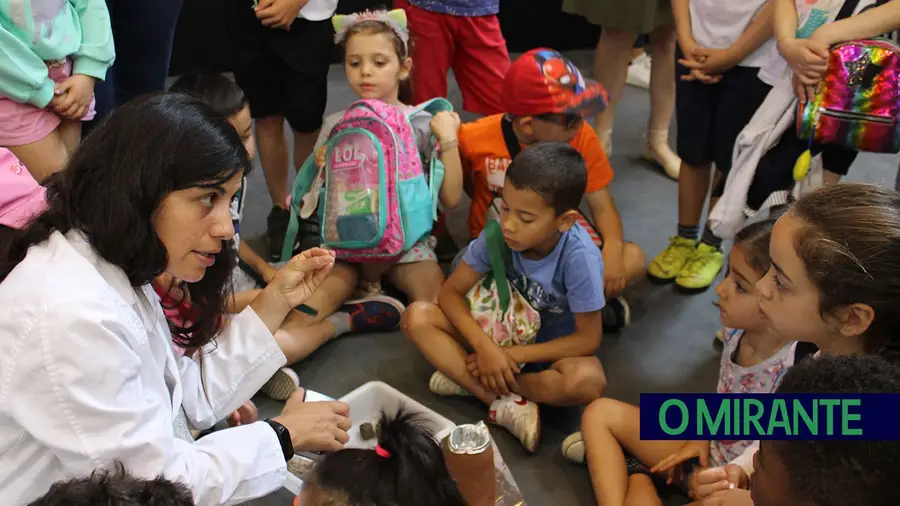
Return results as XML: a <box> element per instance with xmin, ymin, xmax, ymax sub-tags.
<box><xmin>227</xmin><ymin>4</ymin><xmax>332</xmax><ymax>133</ymax></box>
<box><xmin>746</xmin><ymin>125</ymin><xmax>859</xmax><ymax>210</ymax></box>
<box><xmin>675</xmin><ymin>53</ymin><xmax>771</xmax><ymax>174</ymax></box>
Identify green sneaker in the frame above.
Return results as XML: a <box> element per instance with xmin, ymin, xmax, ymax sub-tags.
<box><xmin>675</xmin><ymin>243</ymin><xmax>724</xmax><ymax>292</ymax></box>
<box><xmin>648</xmin><ymin>236</ymin><xmax>697</xmax><ymax>283</ymax></box>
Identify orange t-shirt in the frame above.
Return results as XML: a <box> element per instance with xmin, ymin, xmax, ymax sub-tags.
<box><xmin>458</xmin><ymin>114</ymin><xmax>615</xmax><ymax>238</ymax></box>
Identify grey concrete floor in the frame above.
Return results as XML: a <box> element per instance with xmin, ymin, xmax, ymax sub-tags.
<box><xmin>197</xmin><ymin>50</ymin><xmax>899</xmax><ymax>506</ymax></box>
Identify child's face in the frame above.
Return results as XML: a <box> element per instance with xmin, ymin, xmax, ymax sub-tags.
<box><xmin>228</xmin><ymin>105</ymin><xmax>254</xmax><ymax>160</ymax></box>
<box><xmin>714</xmin><ymin>246</ymin><xmax>768</xmax><ymax>332</ymax></box>
<box><xmin>750</xmin><ymin>441</ymin><xmax>795</xmax><ymax>506</ymax></box>
<box><xmin>517</xmin><ymin>114</ymin><xmax>583</xmax><ymax>144</ymax></box>
<box><xmin>756</xmin><ymin>213</ymin><xmax>842</xmax><ymax>348</ymax></box>
<box><xmin>498</xmin><ymin>180</ymin><xmax>574</xmax><ymax>254</ymax></box>
<box><xmin>344</xmin><ymin>31</ymin><xmax>411</xmax><ymax>103</ymax></box>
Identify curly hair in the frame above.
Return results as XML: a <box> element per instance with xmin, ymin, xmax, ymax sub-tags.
<box><xmin>772</xmin><ymin>354</ymin><xmax>900</xmax><ymax>506</ymax></box>
<box><xmin>0</xmin><ymin>93</ymin><xmax>252</xmax><ymax>349</ymax></box>
<box><xmin>27</xmin><ymin>462</ymin><xmax>193</xmax><ymax>506</ymax></box>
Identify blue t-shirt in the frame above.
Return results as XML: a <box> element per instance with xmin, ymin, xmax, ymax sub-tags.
<box><xmin>462</xmin><ymin>223</ymin><xmax>605</xmax><ymax>341</ymax></box>
<box><xmin>409</xmin><ymin>0</ymin><xmax>499</xmax><ymax>17</ymax></box>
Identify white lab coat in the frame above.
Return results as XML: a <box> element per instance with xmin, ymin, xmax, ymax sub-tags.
<box><xmin>0</xmin><ymin>231</ymin><xmax>289</xmax><ymax>505</ymax></box>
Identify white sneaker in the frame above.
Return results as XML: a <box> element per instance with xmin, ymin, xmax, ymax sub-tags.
<box><xmin>429</xmin><ymin>371</ymin><xmax>471</xmax><ymax>396</ymax></box>
<box><xmin>259</xmin><ymin>367</ymin><xmax>300</xmax><ymax>401</ymax></box>
<box><xmin>489</xmin><ymin>395</ymin><xmax>541</xmax><ymax>453</ymax></box>
<box><xmin>562</xmin><ymin>431</ymin><xmax>586</xmax><ymax>464</ymax></box>
<box><xmin>626</xmin><ymin>53</ymin><xmax>652</xmax><ymax>90</ymax></box>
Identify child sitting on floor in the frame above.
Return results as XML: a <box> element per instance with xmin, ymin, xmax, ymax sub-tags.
<box><xmin>403</xmin><ymin>142</ymin><xmax>608</xmax><ymax>453</ymax></box>
<box><xmin>561</xmin><ymin>217</ymin><xmax>815</xmax><ymax>506</ymax></box>
<box><xmin>295</xmin><ymin>410</ymin><xmax>465</xmax><ymax>506</ymax></box>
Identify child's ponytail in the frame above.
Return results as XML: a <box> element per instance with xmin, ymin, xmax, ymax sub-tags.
<box><xmin>304</xmin><ymin>410</ymin><xmax>465</xmax><ymax>506</ymax></box>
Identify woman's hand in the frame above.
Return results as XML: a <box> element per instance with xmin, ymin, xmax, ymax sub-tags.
<box><xmin>651</xmin><ymin>440</ymin><xmax>711</xmax><ymax>485</ymax></box>
<box><xmin>269</xmin><ymin>248</ymin><xmax>336</xmax><ymax>308</ymax></box>
<box><xmin>430</xmin><ymin>111</ymin><xmax>461</xmax><ymax>145</ymax></box>
<box><xmin>689</xmin><ymin>464</ymin><xmax>751</xmax><ymax>500</ymax></box>
<box><xmin>273</xmin><ymin>389</ymin><xmax>352</xmax><ymax>453</ymax></box>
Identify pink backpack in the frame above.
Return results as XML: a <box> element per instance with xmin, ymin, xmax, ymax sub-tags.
<box><xmin>0</xmin><ymin>149</ymin><xmax>46</xmax><ymax>229</ymax></box>
<box><xmin>281</xmin><ymin>98</ymin><xmax>452</xmax><ymax>262</ymax></box>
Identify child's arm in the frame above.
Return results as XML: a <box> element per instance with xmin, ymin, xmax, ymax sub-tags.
<box><xmin>671</xmin><ymin>0</ymin><xmax>721</xmax><ymax>83</ymax></box>
<box><xmin>70</xmin><ymin>0</ymin><xmax>116</xmax><ymax>80</ymax></box>
<box><xmin>687</xmin><ymin>1</ymin><xmax>776</xmax><ymax>76</ymax></box>
<box><xmin>585</xmin><ymin>189</ymin><xmax>627</xmax><ymax>297</ymax></box>
<box><xmin>439</xmin><ymin>260</ymin><xmax>521</xmax><ymax>393</ymax></box>
<box><xmin>431</xmin><ymin>112</ymin><xmax>464</xmax><ymax>210</ymax></box>
<box><xmin>775</xmin><ymin>0</ymin><xmax>830</xmax><ymax>95</ymax></box>
<box><xmin>811</xmin><ymin>0</ymin><xmax>900</xmax><ymax>46</ymax></box>
<box><xmin>238</xmin><ymin>240</ymin><xmax>277</xmax><ymax>284</ymax></box>
<box><xmin>0</xmin><ymin>29</ymin><xmax>55</xmax><ymax>107</ymax></box>
<box><xmin>506</xmin><ymin>311</ymin><xmax>602</xmax><ymax>365</ymax></box>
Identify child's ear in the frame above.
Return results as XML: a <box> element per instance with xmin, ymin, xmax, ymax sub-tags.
<box><xmin>400</xmin><ymin>57</ymin><xmax>413</xmax><ymax>80</ymax></box>
<box><xmin>515</xmin><ymin>117</ymin><xmax>535</xmax><ymax>138</ymax></box>
<box><xmin>836</xmin><ymin>302</ymin><xmax>876</xmax><ymax>338</ymax></box>
<box><xmin>557</xmin><ymin>210</ymin><xmax>578</xmax><ymax>232</ymax></box>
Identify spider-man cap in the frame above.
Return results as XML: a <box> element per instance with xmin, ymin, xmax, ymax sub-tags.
<box><xmin>502</xmin><ymin>48</ymin><xmax>609</xmax><ymax>118</ymax></box>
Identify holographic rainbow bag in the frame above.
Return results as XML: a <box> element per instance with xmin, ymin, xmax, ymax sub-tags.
<box><xmin>797</xmin><ymin>38</ymin><xmax>900</xmax><ymax>154</ymax></box>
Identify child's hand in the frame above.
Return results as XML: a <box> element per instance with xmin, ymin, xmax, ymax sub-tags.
<box><xmin>678</xmin><ymin>36</ymin><xmax>703</xmax><ymax>61</ymax></box>
<box><xmin>677</xmin><ymin>44</ymin><xmax>721</xmax><ymax>85</ymax></box>
<box><xmin>429</xmin><ymin>111</ymin><xmax>461</xmax><ymax>145</ymax></box>
<box><xmin>468</xmin><ymin>344</ymin><xmax>520</xmax><ymax>396</ymax></box>
<box><xmin>689</xmin><ymin>464</ymin><xmax>750</xmax><ymax>501</ymax></box>
<box><xmin>314</xmin><ymin>145</ymin><xmax>327</xmax><ymax>168</ymax></box>
<box><xmin>778</xmin><ymin>37</ymin><xmax>830</xmax><ymax>86</ymax></box>
<box><xmin>227</xmin><ymin>401</ymin><xmax>260</xmax><ymax>427</ymax></box>
<box><xmin>688</xmin><ymin>488</ymin><xmax>753</xmax><ymax>506</ymax></box>
<box><xmin>255</xmin><ymin>0</ymin><xmax>309</xmax><ymax>30</ymax></box>
<box><xmin>601</xmin><ymin>245</ymin><xmax>627</xmax><ymax>298</ymax></box>
<box><xmin>651</xmin><ymin>440</ymin><xmax>711</xmax><ymax>485</ymax></box>
<box><xmin>51</xmin><ymin>74</ymin><xmax>95</xmax><ymax>120</ymax></box>
<box><xmin>689</xmin><ymin>47</ymin><xmax>738</xmax><ymax>76</ymax></box>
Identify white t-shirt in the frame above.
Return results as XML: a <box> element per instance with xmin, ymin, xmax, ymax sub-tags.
<box><xmin>757</xmin><ymin>0</ymin><xmax>878</xmax><ymax>86</ymax></box>
<box><xmin>298</xmin><ymin>0</ymin><xmax>338</xmax><ymax>21</ymax></box>
<box><xmin>688</xmin><ymin>0</ymin><xmax>776</xmax><ymax>68</ymax></box>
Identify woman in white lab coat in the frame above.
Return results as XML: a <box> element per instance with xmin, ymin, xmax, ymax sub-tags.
<box><xmin>0</xmin><ymin>93</ymin><xmax>351</xmax><ymax>505</ymax></box>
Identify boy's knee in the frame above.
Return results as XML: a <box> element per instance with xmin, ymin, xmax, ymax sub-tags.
<box><xmin>400</xmin><ymin>301</ymin><xmax>441</xmax><ymax>338</ymax></box>
<box><xmin>624</xmin><ymin>241</ymin><xmax>648</xmax><ymax>278</ymax></box>
<box><xmin>564</xmin><ymin>357</ymin><xmax>607</xmax><ymax>405</ymax></box>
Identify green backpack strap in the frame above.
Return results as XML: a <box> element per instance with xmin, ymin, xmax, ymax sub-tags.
<box><xmin>484</xmin><ymin>220</ymin><xmax>514</xmax><ymax>315</ymax></box>
<box><xmin>280</xmin><ymin>151</ymin><xmax>323</xmax><ymax>261</ymax></box>
<box><xmin>408</xmin><ymin>98</ymin><xmax>454</xmax><ymax>220</ymax></box>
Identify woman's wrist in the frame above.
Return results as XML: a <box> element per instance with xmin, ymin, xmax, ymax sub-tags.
<box><xmin>265</xmin><ymin>418</ymin><xmax>294</xmax><ymax>462</ymax></box>
<box><xmin>249</xmin><ymin>286</ymin><xmax>293</xmax><ymax>335</ymax></box>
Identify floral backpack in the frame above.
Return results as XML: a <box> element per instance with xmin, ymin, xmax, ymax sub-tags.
<box><xmin>466</xmin><ymin>220</ymin><xmax>541</xmax><ymax>349</ymax></box>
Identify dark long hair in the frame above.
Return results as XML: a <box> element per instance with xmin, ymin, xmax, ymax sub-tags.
<box><xmin>306</xmin><ymin>410</ymin><xmax>466</xmax><ymax>506</ymax></box>
<box><xmin>0</xmin><ymin>93</ymin><xmax>252</xmax><ymax>349</ymax></box>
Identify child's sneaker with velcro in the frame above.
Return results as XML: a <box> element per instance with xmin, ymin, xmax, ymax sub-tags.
<box><xmin>648</xmin><ymin>236</ymin><xmax>696</xmax><ymax>282</ymax></box>
<box><xmin>489</xmin><ymin>394</ymin><xmax>541</xmax><ymax>453</ymax></box>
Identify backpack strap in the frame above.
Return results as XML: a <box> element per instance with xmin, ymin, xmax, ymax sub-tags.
<box><xmin>484</xmin><ymin>220</ymin><xmax>514</xmax><ymax>315</ymax></box>
<box><xmin>836</xmin><ymin>0</ymin><xmax>861</xmax><ymax>22</ymax></box>
<box><xmin>281</xmin><ymin>152</ymin><xmax>322</xmax><ymax>262</ymax></box>
<box><xmin>408</xmin><ymin>98</ymin><xmax>455</xmax><ymax>220</ymax></box>
<box><xmin>486</xmin><ymin>116</ymin><xmax>523</xmax><ymax>217</ymax></box>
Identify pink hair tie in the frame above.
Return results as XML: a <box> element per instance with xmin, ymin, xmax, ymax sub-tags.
<box><xmin>375</xmin><ymin>445</ymin><xmax>391</xmax><ymax>459</ymax></box>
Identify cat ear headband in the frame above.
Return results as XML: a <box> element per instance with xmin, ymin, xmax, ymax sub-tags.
<box><xmin>333</xmin><ymin>9</ymin><xmax>409</xmax><ymax>49</ymax></box>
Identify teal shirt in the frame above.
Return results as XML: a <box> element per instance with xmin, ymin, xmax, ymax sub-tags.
<box><xmin>0</xmin><ymin>0</ymin><xmax>115</xmax><ymax>108</ymax></box>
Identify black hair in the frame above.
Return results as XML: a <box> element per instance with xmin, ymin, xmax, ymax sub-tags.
<box><xmin>505</xmin><ymin>142</ymin><xmax>587</xmax><ymax>215</ymax></box>
<box><xmin>771</xmin><ymin>354</ymin><xmax>900</xmax><ymax>506</ymax></box>
<box><xmin>169</xmin><ymin>72</ymin><xmax>248</xmax><ymax>119</ymax></box>
<box><xmin>27</xmin><ymin>462</ymin><xmax>193</xmax><ymax>506</ymax></box>
<box><xmin>305</xmin><ymin>410</ymin><xmax>465</xmax><ymax>506</ymax></box>
<box><xmin>0</xmin><ymin>93</ymin><xmax>251</xmax><ymax>349</ymax></box>
<box><xmin>733</xmin><ymin>217</ymin><xmax>777</xmax><ymax>274</ymax></box>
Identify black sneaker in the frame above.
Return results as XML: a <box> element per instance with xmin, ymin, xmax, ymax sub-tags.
<box><xmin>267</xmin><ymin>206</ymin><xmax>292</xmax><ymax>261</ymax></box>
<box><xmin>602</xmin><ymin>297</ymin><xmax>631</xmax><ymax>331</ymax></box>
<box><xmin>340</xmin><ymin>295</ymin><xmax>406</xmax><ymax>333</ymax></box>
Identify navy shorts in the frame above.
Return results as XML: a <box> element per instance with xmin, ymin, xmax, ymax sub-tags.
<box><xmin>675</xmin><ymin>51</ymin><xmax>772</xmax><ymax>174</ymax></box>
<box><xmin>521</xmin><ymin>311</ymin><xmax>576</xmax><ymax>374</ymax></box>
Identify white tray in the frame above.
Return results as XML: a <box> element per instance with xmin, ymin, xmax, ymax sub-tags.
<box><xmin>282</xmin><ymin>382</ymin><xmax>457</xmax><ymax>495</ymax></box>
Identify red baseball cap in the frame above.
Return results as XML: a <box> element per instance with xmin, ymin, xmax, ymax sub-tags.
<box><xmin>502</xmin><ymin>48</ymin><xmax>609</xmax><ymax>118</ymax></box>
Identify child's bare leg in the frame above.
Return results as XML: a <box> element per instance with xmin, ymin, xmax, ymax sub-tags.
<box><xmin>679</xmin><ymin>162</ymin><xmax>713</xmax><ymax>228</ymax></box>
<box><xmin>401</xmin><ymin>302</ymin><xmax>498</xmax><ymax>405</ymax></box>
<box><xmin>582</xmin><ymin>398</ymin><xmax>685</xmax><ymax>506</ymax></box>
<box><xmin>624</xmin><ymin>475</ymin><xmax>663</xmax><ymax>506</ymax></box>
<box><xmin>387</xmin><ymin>260</ymin><xmax>445</xmax><ymax>303</ymax></box>
<box><xmin>58</xmin><ymin>119</ymin><xmax>81</xmax><ymax>155</ymax></box>
<box><xmin>515</xmin><ymin>357</ymin><xmax>607</xmax><ymax>407</ymax></box>
<box><xmin>359</xmin><ymin>262</ymin><xmax>392</xmax><ymax>292</ymax></box>
<box><xmin>8</xmin><ymin>127</ymin><xmax>69</xmax><ymax>182</ymax></box>
<box><xmin>622</xmin><ymin>242</ymin><xmax>647</xmax><ymax>287</ymax></box>
<box><xmin>290</xmin><ymin>262</ymin><xmax>358</xmax><ymax>325</ymax></box>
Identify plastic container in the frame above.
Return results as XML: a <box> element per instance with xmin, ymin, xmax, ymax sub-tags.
<box><xmin>282</xmin><ymin>382</ymin><xmax>457</xmax><ymax>495</ymax></box>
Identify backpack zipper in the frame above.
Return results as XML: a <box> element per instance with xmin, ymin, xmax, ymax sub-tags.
<box><xmin>820</xmin><ymin>108</ymin><xmax>894</xmax><ymax>124</ymax></box>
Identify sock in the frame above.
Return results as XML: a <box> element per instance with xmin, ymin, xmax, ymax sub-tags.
<box><xmin>700</xmin><ymin>227</ymin><xmax>723</xmax><ymax>249</ymax></box>
<box><xmin>677</xmin><ymin>224</ymin><xmax>699</xmax><ymax>240</ymax></box>
<box><xmin>326</xmin><ymin>312</ymin><xmax>352</xmax><ymax>337</ymax></box>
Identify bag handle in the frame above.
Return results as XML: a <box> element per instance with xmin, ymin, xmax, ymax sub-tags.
<box><xmin>484</xmin><ymin>220</ymin><xmax>513</xmax><ymax>315</ymax></box>
<box><xmin>409</xmin><ymin>98</ymin><xmax>455</xmax><ymax>221</ymax></box>
<box><xmin>281</xmin><ymin>152</ymin><xmax>322</xmax><ymax>261</ymax></box>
